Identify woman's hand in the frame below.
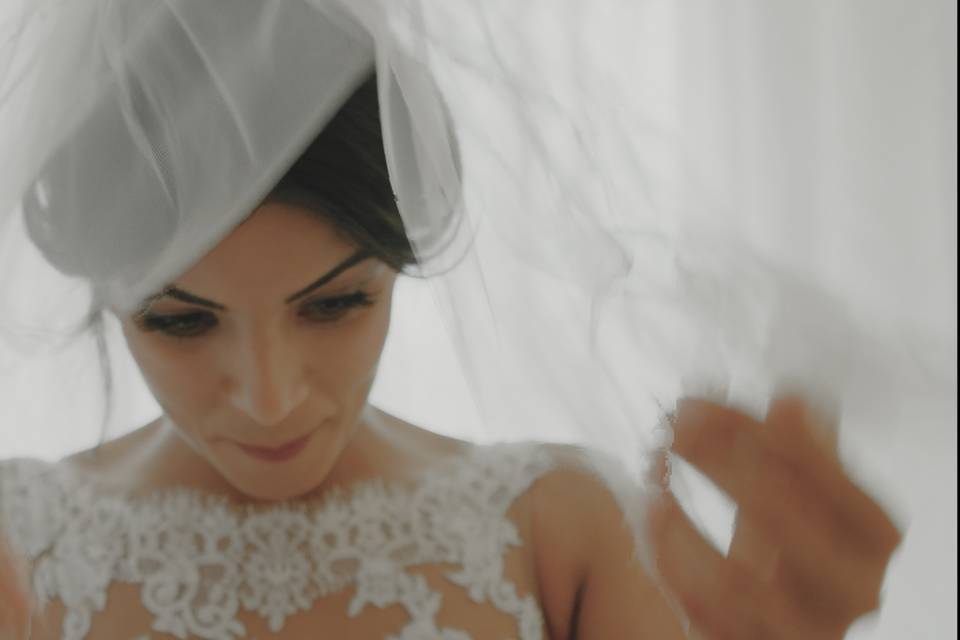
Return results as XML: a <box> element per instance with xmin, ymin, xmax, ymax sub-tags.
<box><xmin>0</xmin><ymin>533</ymin><xmax>31</xmax><ymax>640</ymax></box>
<box><xmin>648</xmin><ymin>396</ymin><xmax>903</xmax><ymax>639</ymax></box>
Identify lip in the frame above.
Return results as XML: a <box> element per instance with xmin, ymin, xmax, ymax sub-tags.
<box><xmin>235</xmin><ymin>432</ymin><xmax>315</xmax><ymax>463</ymax></box>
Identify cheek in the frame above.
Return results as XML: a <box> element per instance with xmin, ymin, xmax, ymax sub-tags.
<box><xmin>122</xmin><ymin>327</ymin><xmax>221</xmax><ymax>414</ymax></box>
<box><xmin>120</xmin><ymin>291</ymin><xmax>394</xmax><ymax>418</ymax></box>
<box><xmin>304</xmin><ymin>300</ymin><xmax>393</xmax><ymax>391</ymax></box>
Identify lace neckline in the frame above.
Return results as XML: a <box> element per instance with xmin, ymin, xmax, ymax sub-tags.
<box><xmin>1</xmin><ymin>441</ymin><xmax>555</xmax><ymax>640</ymax></box>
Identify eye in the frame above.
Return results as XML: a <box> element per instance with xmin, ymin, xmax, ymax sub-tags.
<box><xmin>299</xmin><ymin>291</ymin><xmax>374</xmax><ymax>323</ymax></box>
<box><xmin>136</xmin><ymin>311</ymin><xmax>218</xmax><ymax>339</ymax></box>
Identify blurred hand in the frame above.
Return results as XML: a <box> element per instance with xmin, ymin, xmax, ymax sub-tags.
<box><xmin>0</xmin><ymin>533</ymin><xmax>31</xmax><ymax>640</ymax></box>
<box><xmin>648</xmin><ymin>396</ymin><xmax>903</xmax><ymax>639</ymax></box>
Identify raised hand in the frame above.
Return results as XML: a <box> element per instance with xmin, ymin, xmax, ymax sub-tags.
<box><xmin>648</xmin><ymin>396</ymin><xmax>903</xmax><ymax>639</ymax></box>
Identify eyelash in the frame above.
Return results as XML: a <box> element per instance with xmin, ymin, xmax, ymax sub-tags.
<box><xmin>135</xmin><ymin>291</ymin><xmax>375</xmax><ymax>340</ymax></box>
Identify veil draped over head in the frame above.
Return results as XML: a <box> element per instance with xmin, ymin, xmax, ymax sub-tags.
<box><xmin>0</xmin><ymin>0</ymin><xmax>955</xmax><ymax>634</ymax></box>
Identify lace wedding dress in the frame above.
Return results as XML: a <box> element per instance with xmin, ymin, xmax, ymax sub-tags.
<box><xmin>0</xmin><ymin>443</ymin><xmax>559</xmax><ymax>640</ymax></box>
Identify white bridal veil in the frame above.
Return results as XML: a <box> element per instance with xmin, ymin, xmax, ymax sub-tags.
<box><xmin>0</xmin><ymin>0</ymin><xmax>955</xmax><ymax>636</ymax></box>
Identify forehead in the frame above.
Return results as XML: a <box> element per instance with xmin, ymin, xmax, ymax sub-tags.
<box><xmin>172</xmin><ymin>203</ymin><xmax>359</xmax><ymax>298</ymax></box>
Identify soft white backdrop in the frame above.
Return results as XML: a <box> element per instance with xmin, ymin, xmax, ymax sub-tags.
<box><xmin>1</xmin><ymin>0</ymin><xmax>956</xmax><ymax>637</ymax></box>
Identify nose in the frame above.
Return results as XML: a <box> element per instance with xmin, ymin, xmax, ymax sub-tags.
<box><xmin>227</xmin><ymin>325</ymin><xmax>310</xmax><ymax>427</ymax></box>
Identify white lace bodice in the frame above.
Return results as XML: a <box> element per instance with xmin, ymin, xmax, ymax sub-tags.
<box><xmin>0</xmin><ymin>443</ymin><xmax>556</xmax><ymax>640</ymax></box>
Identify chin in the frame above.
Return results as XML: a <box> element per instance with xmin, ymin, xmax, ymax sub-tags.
<box><xmin>211</xmin><ymin>439</ymin><xmax>342</xmax><ymax>503</ymax></box>
<box><xmin>214</xmin><ymin>460</ymin><xmax>330</xmax><ymax>502</ymax></box>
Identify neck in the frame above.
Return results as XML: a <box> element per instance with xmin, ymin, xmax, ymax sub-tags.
<box><xmin>66</xmin><ymin>405</ymin><xmax>458</xmax><ymax>504</ymax></box>
<box><xmin>145</xmin><ymin>406</ymin><xmax>394</xmax><ymax>503</ymax></box>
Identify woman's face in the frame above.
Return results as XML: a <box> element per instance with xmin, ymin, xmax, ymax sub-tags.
<box><xmin>119</xmin><ymin>203</ymin><xmax>398</xmax><ymax>501</ymax></box>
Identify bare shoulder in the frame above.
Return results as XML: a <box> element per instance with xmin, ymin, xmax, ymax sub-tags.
<box><xmin>530</xmin><ymin>444</ymin><xmax>685</xmax><ymax>639</ymax></box>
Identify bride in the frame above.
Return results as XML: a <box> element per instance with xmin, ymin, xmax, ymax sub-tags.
<box><xmin>0</xmin><ymin>71</ymin><xmax>901</xmax><ymax>640</ymax></box>
<box><xmin>0</xmin><ymin>1</ymin><xmax>944</xmax><ymax>638</ymax></box>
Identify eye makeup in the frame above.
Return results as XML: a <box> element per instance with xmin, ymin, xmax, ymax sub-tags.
<box><xmin>134</xmin><ymin>290</ymin><xmax>377</xmax><ymax>340</ymax></box>
<box><xmin>298</xmin><ymin>291</ymin><xmax>375</xmax><ymax>322</ymax></box>
<box><xmin>135</xmin><ymin>309</ymin><xmax>219</xmax><ymax>339</ymax></box>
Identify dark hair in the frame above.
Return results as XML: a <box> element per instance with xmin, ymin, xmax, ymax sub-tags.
<box><xmin>92</xmin><ymin>71</ymin><xmax>425</xmax><ymax>444</ymax></box>
<box><xmin>262</xmin><ymin>72</ymin><xmax>417</xmax><ymax>272</ymax></box>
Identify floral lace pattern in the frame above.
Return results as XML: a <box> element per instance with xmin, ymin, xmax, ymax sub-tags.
<box><xmin>0</xmin><ymin>443</ymin><xmax>554</xmax><ymax>640</ymax></box>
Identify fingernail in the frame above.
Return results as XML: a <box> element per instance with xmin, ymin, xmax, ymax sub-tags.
<box><xmin>772</xmin><ymin>379</ymin><xmax>842</xmax><ymax>450</ymax></box>
<box><xmin>673</xmin><ymin>395</ymin><xmax>717</xmax><ymax>438</ymax></box>
<box><xmin>773</xmin><ymin>378</ymin><xmax>841</xmax><ymax>425</ymax></box>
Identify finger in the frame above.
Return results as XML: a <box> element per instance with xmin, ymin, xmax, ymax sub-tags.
<box><xmin>671</xmin><ymin>399</ymin><xmax>891</xmax><ymax>621</ymax></box>
<box><xmin>649</xmin><ymin>490</ymin><xmax>826</xmax><ymax>640</ymax></box>
<box><xmin>648</xmin><ymin>489</ymin><xmax>765</xmax><ymax>639</ymax></box>
<box><xmin>762</xmin><ymin>396</ymin><xmax>903</xmax><ymax>560</ymax></box>
<box><xmin>768</xmin><ymin>393</ymin><xmax>841</xmax><ymax>453</ymax></box>
<box><xmin>727</xmin><ymin>405</ymin><xmax>786</xmax><ymax>579</ymax></box>
<box><xmin>728</xmin><ymin>509</ymin><xmax>781</xmax><ymax>582</ymax></box>
<box><xmin>674</xmin><ymin>397</ymin><xmax>900</xmax><ymax>561</ymax></box>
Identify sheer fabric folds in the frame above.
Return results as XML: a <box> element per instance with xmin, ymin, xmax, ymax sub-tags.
<box><xmin>0</xmin><ymin>0</ymin><xmax>955</xmax><ymax>613</ymax></box>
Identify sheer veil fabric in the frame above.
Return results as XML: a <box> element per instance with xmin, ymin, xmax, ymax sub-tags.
<box><xmin>0</xmin><ymin>0</ymin><xmax>955</xmax><ymax>634</ymax></box>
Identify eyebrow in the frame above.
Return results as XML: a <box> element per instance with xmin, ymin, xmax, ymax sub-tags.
<box><xmin>141</xmin><ymin>250</ymin><xmax>371</xmax><ymax>312</ymax></box>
